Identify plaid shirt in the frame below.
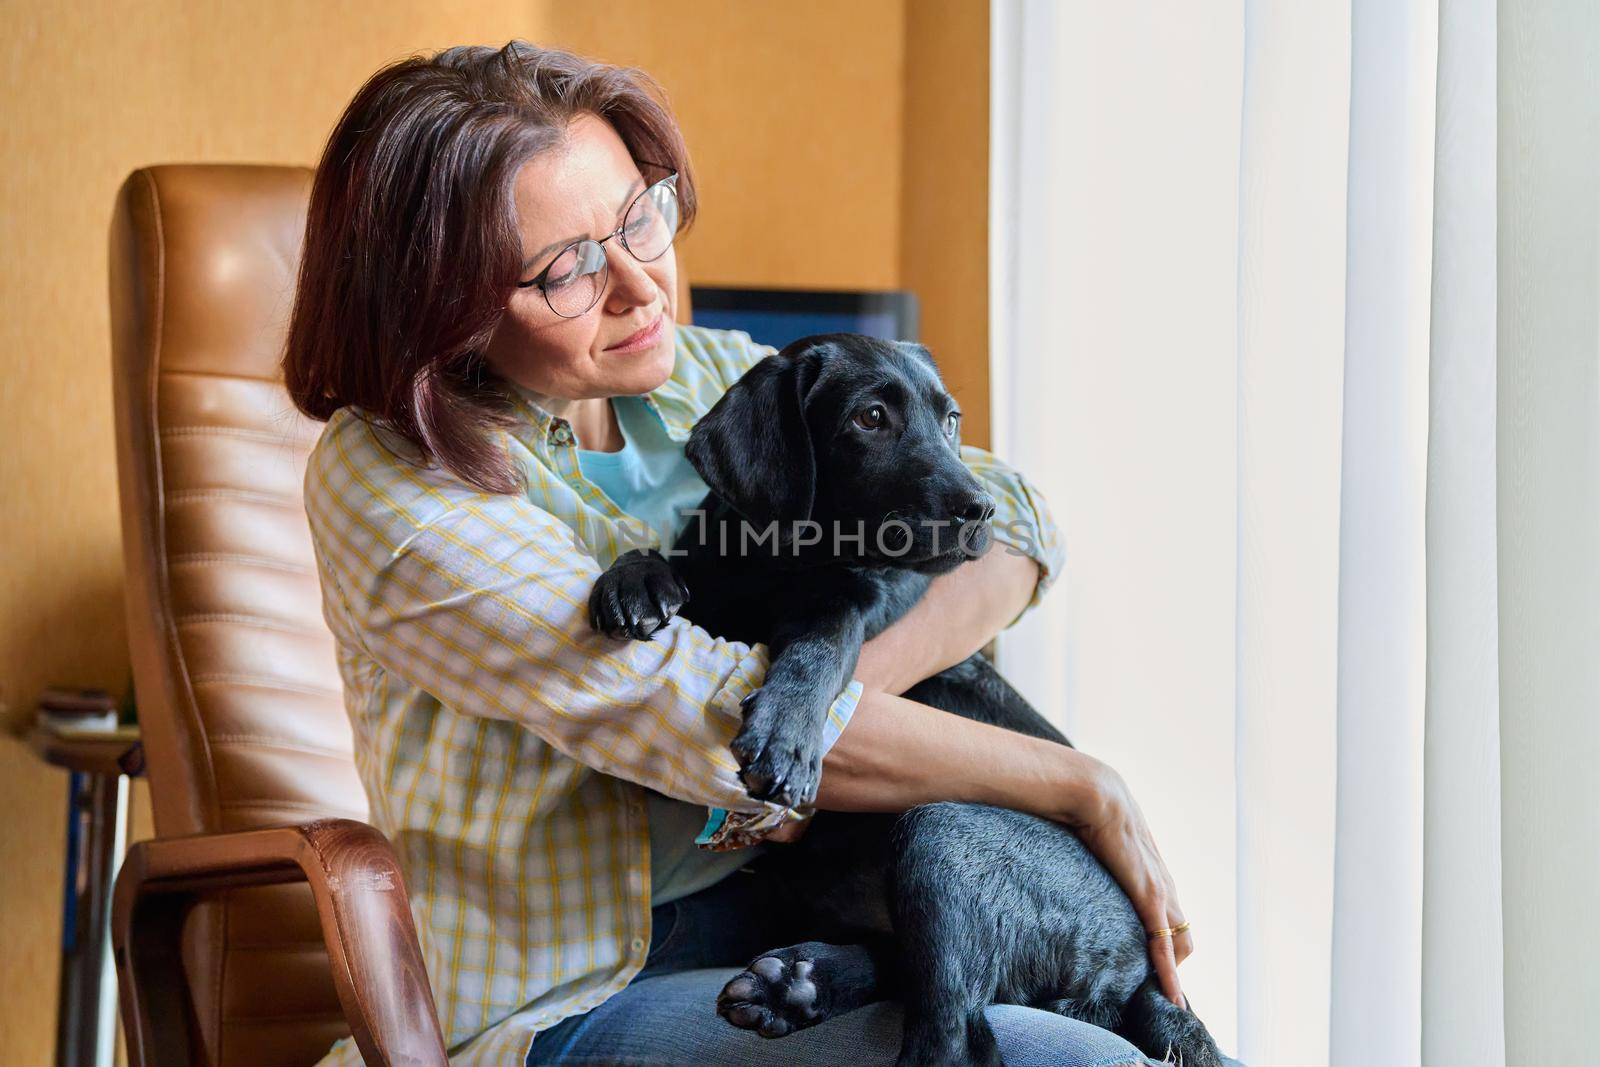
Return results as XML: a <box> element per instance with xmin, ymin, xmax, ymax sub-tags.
<box><xmin>305</xmin><ymin>325</ymin><xmax>1064</xmax><ymax>1064</ymax></box>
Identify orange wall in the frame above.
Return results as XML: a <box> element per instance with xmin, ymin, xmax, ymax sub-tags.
<box><xmin>547</xmin><ymin>0</ymin><xmax>991</xmax><ymax>438</ymax></box>
<box><xmin>901</xmin><ymin>0</ymin><xmax>992</xmax><ymax>447</ymax></box>
<box><xmin>547</xmin><ymin>1</ymin><xmax>909</xmax><ymax>290</ymax></box>
<box><xmin>0</xmin><ymin>2</ymin><xmax>987</xmax><ymax>1060</ymax></box>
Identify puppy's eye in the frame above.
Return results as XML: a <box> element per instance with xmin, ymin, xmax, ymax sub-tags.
<box><xmin>853</xmin><ymin>405</ymin><xmax>887</xmax><ymax>431</ymax></box>
<box><xmin>944</xmin><ymin>411</ymin><xmax>962</xmax><ymax>436</ymax></box>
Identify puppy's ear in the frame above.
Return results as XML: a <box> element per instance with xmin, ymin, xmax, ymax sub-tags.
<box><xmin>686</xmin><ymin>348</ymin><xmax>823</xmax><ymax>529</ymax></box>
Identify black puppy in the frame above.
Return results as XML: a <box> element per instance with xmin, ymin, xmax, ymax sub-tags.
<box><xmin>589</xmin><ymin>334</ymin><xmax>1222</xmax><ymax>1067</ymax></box>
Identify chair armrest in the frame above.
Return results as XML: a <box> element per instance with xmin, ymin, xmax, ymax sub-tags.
<box><xmin>112</xmin><ymin>818</ymin><xmax>449</xmax><ymax>1067</ymax></box>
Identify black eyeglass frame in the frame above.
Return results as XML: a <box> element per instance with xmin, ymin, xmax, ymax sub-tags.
<box><xmin>515</xmin><ymin>167</ymin><xmax>681</xmax><ymax>319</ymax></box>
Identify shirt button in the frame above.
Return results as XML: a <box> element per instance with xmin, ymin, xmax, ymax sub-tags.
<box><xmin>550</xmin><ymin>423</ymin><xmax>573</xmax><ymax>446</ymax></box>
<box><xmin>630</xmin><ymin>937</ymin><xmax>646</xmax><ymax>952</ymax></box>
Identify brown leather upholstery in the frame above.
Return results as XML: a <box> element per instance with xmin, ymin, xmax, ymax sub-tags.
<box><xmin>111</xmin><ymin>165</ymin><xmax>368</xmax><ymax>1066</ymax></box>
<box><xmin>109</xmin><ymin>163</ymin><xmax>696</xmax><ymax>1064</ymax></box>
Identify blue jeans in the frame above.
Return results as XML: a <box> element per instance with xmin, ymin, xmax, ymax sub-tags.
<box><xmin>528</xmin><ymin>866</ymin><xmax>1245</xmax><ymax>1067</ymax></box>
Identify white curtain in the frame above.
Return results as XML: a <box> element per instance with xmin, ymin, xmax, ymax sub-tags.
<box><xmin>989</xmin><ymin>3</ymin><xmax>1600</xmax><ymax>1066</ymax></box>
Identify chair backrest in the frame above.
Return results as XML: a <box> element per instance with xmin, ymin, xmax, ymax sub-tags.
<box><xmin>109</xmin><ymin>163</ymin><xmax>697</xmax><ymax>1064</ymax></box>
<box><xmin>110</xmin><ymin>165</ymin><xmax>368</xmax><ymax>1066</ymax></box>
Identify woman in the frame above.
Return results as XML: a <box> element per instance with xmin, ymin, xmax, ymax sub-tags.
<box><xmin>285</xmin><ymin>41</ymin><xmax>1228</xmax><ymax>1067</ymax></box>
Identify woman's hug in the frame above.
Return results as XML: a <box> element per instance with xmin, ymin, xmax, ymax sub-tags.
<box><xmin>282</xmin><ymin>40</ymin><xmax>1244</xmax><ymax>1067</ymax></box>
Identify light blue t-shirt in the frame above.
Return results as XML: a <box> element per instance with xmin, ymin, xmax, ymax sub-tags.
<box><xmin>578</xmin><ymin>396</ymin><xmax>764</xmax><ymax>904</ymax></box>
<box><xmin>576</xmin><ymin>395</ymin><xmax>710</xmax><ymax>543</ymax></box>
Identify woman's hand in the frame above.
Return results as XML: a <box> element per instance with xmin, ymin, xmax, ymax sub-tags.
<box><xmin>816</xmin><ymin>694</ymin><xmax>1193</xmax><ymax>1007</ymax></box>
<box><xmin>1062</xmin><ymin>760</ymin><xmax>1192</xmax><ymax>1008</ymax></box>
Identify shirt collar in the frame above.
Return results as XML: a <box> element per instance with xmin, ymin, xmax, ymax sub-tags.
<box><xmin>499</xmin><ymin>378</ymin><xmax>694</xmax><ymax>448</ymax></box>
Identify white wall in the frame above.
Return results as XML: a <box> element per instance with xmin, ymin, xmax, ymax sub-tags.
<box><xmin>991</xmin><ymin>2</ymin><xmax>1245</xmax><ymax>1049</ymax></box>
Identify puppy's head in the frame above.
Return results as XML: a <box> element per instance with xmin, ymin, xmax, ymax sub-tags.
<box><xmin>686</xmin><ymin>333</ymin><xmax>994</xmax><ymax>571</ymax></box>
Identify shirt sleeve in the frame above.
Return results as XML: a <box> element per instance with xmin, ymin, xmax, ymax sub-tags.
<box><xmin>305</xmin><ymin>413</ymin><xmax>861</xmax><ymax>834</ymax></box>
<box><xmin>961</xmin><ymin>443</ymin><xmax>1065</xmax><ymax>621</ymax></box>
<box><xmin>705</xmin><ymin>328</ymin><xmax>778</xmax><ymax>389</ymax></box>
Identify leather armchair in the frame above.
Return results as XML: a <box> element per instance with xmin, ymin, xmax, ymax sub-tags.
<box><xmin>105</xmin><ymin>164</ymin><xmax>696</xmax><ymax>1065</ymax></box>
<box><xmin>106</xmin><ymin>165</ymin><xmax>447</xmax><ymax>1066</ymax></box>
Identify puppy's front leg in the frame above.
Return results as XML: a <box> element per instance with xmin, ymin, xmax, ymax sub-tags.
<box><xmin>733</xmin><ymin>592</ymin><xmax>866</xmax><ymax>807</ymax></box>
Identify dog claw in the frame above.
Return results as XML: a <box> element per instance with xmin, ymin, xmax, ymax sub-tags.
<box><xmin>731</xmin><ymin>690</ymin><xmax>825</xmax><ymax>806</ymax></box>
<box><xmin>722</xmin><ymin>976</ymin><xmax>758</xmax><ymax>1001</ymax></box>
<box><xmin>727</xmin><ymin>1003</ymin><xmax>765</xmax><ymax>1029</ymax></box>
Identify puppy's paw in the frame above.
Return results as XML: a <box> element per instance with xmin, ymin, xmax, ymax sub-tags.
<box><xmin>717</xmin><ymin>951</ymin><xmax>820</xmax><ymax>1039</ymax></box>
<box><xmin>588</xmin><ymin>548</ymin><xmax>689</xmax><ymax>641</ymax></box>
<box><xmin>730</xmin><ymin>688</ymin><xmax>825</xmax><ymax>808</ymax></box>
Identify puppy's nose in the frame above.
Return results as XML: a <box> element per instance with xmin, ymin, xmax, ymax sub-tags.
<box><xmin>953</xmin><ymin>493</ymin><xmax>996</xmax><ymax>525</ymax></box>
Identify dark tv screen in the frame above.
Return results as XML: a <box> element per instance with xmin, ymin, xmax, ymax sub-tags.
<box><xmin>689</xmin><ymin>287</ymin><xmax>919</xmax><ymax>351</ymax></box>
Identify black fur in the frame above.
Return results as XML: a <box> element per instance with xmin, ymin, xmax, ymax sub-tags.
<box><xmin>589</xmin><ymin>334</ymin><xmax>1222</xmax><ymax>1066</ymax></box>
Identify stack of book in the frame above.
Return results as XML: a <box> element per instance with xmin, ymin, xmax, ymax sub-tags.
<box><xmin>35</xmin><ymin>687</ymin><xmax>123</xmax><ymax>735</ymax></box>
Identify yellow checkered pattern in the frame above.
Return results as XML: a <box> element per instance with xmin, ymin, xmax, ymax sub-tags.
<box><xmin>305</xmin><ymin>325</ymin><xmax>1064</xmax><ymax>1064</ymax></box>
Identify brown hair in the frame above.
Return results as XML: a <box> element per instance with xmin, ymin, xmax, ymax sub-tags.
<box><xmin>283</xmin><ymin>41</ymin><xmax>696</xmax><ymax>493</ymax></box>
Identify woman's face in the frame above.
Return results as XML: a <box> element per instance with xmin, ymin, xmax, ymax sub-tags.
<box><xmin>484</xmin><ymin>112</ymin><xmax>678</xmax><ymax>400</ymax></box>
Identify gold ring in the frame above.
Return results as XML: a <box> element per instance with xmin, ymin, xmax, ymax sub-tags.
<box><xmin>1148</xmin><ymin>921</ymin><xmax>1192</xmax><ymax>940</ymax></box>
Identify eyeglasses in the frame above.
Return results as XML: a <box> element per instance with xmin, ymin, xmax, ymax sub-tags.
<box><xmin>516</xmin><ymin>171</ymin><xmax>681</xmax><ymax>318</ymax></box>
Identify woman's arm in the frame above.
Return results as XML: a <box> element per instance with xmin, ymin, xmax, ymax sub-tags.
<box><xmin>854</xmin><ymin>539</ymin><xmax>1038</xmax><ymax>695</ymax></box>
<box><xmin>815</xmin><ymin>687</ymin><xmax>1089</xmax><ymax>815</ymax></box>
